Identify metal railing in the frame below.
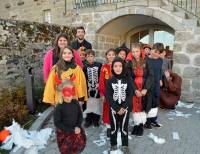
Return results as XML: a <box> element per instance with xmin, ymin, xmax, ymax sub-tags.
<box><xmin>74</xmin><ymin>0</ymin><xmax>141</xmax><ymax>9</ymax></box>
<box><xmin>74</xmin><ymin>0</ymin><xmax>199</xmax><ymax>19</ymax></box>
<box><xmin>168</xmin><ymin>0</ymin><xmax>199</xmax><ymax>19</ymax></box>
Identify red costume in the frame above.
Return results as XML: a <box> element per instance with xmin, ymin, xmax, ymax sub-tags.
<box><xmin>99</xmin><ymin>63</ymin><xmax>112</xmax><ymax>124</ymax></box>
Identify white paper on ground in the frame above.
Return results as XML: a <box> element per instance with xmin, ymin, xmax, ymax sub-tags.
<box><xmin>168</xmin><ymin>111</ymin><xmax>191</xmax><ymax>118</ymax></box>
<box><xmin>147</xmin><ymin>133</ymin><xmax>165</xmax><ymax>144</ymax></box>
<box><xmin>172</xmin><ymin>132</ymin><xmax>180</xmax><ymax>140</ymax></box>
<box><xmin>168</xmin><ymin>117</ymin><xmax>174</xmax><ymax>120</ymax></box>
<box><xmin>93</xmin><ymin>139</ymin><xmax>106</xmax><ymax>147</ymax></box>
<box><xmin>196</xmin><ymin>110</ymin><xmax>200</xmax><ymax>114</ymax></box>
<box><xmin>177</xmin><ymin>101</ymin><xmax>194</xmax><ymax>109</ymax></box>
<box><xmin>0</xmin><ymin>120</ymin><xmax>52</xmax><ymax>153</ymax></box>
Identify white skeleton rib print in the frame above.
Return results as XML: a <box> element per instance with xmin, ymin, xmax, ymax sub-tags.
<box><xmin>87</xmin><ymin>67</ymin><xmax>99</xmax><ymax>97</ymax></box>
<box><xmin>112</xmin><ymin>80</ymin><xmax>127</xmax><ymax>104</ymax></box>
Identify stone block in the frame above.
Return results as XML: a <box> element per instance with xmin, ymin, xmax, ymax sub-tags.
<box><xmin>173</xmin><ymin>53</ymin><xmax>190</xmax><ymax>64</ymax></box>
<box><xmin>183</xmin><ymin>67</ymin><xmax>200</xmax><ymax>78</ymax></box>
<box><xmin>186</xmin><ymin>43</ymin><xmax>200</xmax><ymax>54</ymax></box>
<box><xmin>193</xmin><ymin>55</ymin><xmax>200</xmax><ymax>66</ymax></box>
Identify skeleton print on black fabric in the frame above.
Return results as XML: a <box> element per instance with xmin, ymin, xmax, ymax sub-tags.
<box><xmin>87</xmin><ymin>67</ymin><xmax>99</xmax><ymax>97</ymax></box>
<box><xmin>112</xmin><ymin>80</ymin><xmax>127</xmax><ymax>104</ymax></box>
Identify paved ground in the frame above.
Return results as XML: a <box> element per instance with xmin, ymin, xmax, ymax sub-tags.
<box><xmin>40</xmin><ymin>102</ymin><xmax>200</xmax><ymax>154</ymax></box>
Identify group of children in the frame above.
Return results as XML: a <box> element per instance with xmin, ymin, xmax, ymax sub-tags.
<box><xmin>43</xmin><ymin>37</ymin><xmax>169</xmax><ymax>153</ymax></box>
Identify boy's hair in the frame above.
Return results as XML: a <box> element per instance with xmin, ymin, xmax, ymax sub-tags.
<box><xmin>85</xmin><ymin>49</ymin><xmax>95</xmax><ymax>56</ymax></box>
<box><xmin>76</xmin><ymin>26</ymin><xmax>85</xmax><ymax>33</ymax></box>
<box><xmin>152</xmin><ymin>43</ymin><xmax>164</xmax><ymax>53</ymax></box>
<box><xmin>105</xmin><ymin>48</ymin><xmax>116</xmax><ymax>56</ymax></box>
<box><xmin>131</xmin><ymin>43</ymin><xmax>142</xmax><ymax>50</ymax></box>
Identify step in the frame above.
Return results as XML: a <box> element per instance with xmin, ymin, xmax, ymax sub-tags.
<box><xmin>173</xmin><ymin>11</ymin><xmax>186</xmax><ymax>19</ymax></box>
<box><xmin>161</xmin><ymin>5</ymin><xmax>175</xmax><ymax>12</ymax></box>
<box><xmin>182</xmin><ymin>19</ymin><xmax>198</xmax><ymax>27</ymax></box>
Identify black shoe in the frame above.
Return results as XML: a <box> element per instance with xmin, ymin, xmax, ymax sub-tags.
<box><xmin>144</xmin><ymin>123</ymin><xmax>152</xmax><ymax>130</ymax></box>
<box><xmin>122</xmin><ymin>146</ymin><xmax>129</xmax><ymax>154</ymax></box>
<box><xmin>107</xmin><ymin>128</ymin><xmax>111</xmax><ymax>138</ymax></box>
<box><xmin>93</xmin><ymin>121</ymin><xmax>100</xmax><ymax>127</ymax></box>
<box><xmin>131</xmin><ymin>126</ymin><xmax>138</xmax><ymax>135</ymax></box>
<box><xmin>84</xmin><ymin>121</ymin><xmax>92</xmax><ymax>128</ymax></box>
<box><xmin>170</xmin><ymin>106</ymin><xmax>176</xmax><ymax>110</ymax></box>
<box><xmin>151</xmin><ymin>121</ymin><xmax>162</xmax><ymax>128</ymax></box>
<box><xmin>136</xmin><ymin>124</ymin><xmax>143</xmax><ymax>137</ymax></box>
<box><xmin>110</xmin><ymin>145</ymin><xmax>117</xmax><ymax>151</ymax></box>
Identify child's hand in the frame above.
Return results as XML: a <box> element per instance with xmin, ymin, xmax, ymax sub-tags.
<box><xmin>160</xmin><ymin>80</ymin><xmax>163</xmax><ymax>87</ymax></box>
<box><xmin>100</xmin><ymin>96</ymin><xmax>105</xmax><ymax>103</ymax></box>
<box><xmin>135</xmin><ymin>90</ymin><xmax>142</xmax><ymax>97</ymax></box>
<box><xmin>141</xmin><ymin>89</ymin><xmax>147</xmax><ymax>96</ymax></box>
<box><xmin>75</xmin><ymin>127</ymin><xmax>81</xmax><ymax>134</ymax></box>
<box><xmin>117</xmin><ymin>108</ymin><xmax>125</xmax><ymax>115</ymax></box>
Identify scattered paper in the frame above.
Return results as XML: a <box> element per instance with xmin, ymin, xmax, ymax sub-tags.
<box><xmin>177</xmin><ymin>101</ymin><xmax>194</xmax><ymax>109</ymax></box>
<box><xmin>168</xmin><ymin>117</ymin><xmax>174</xmax><ymax>120</ymax></box>
<box><xmin>37</xmin><ymin>113</ymin><xmax>43</xmax><ymax>117</ymax></box>
<box><xmin>196</xmin><ymin>110</ymin><xmax>200</xmax><ymax>114</ymax></box>
<box><xmin>168</xmin><ymin>111</ymin><xmax>191</xmax><ymax>118</ymax></box>
<box><xmin>172</xmin><ymin>132</ymin><xmax>180</xmax><ymax>140</ymax></box>
<box><xmin>147</xmin><ymin>133</ymin><xmax>165</xmax><ymax>144</ymax></box>
<box><xmin>93</xmin><ymin>139</ymin><xmax>106</xmax><ymax>147</ymax></box>
<box><xmin>0</xmin><ymin>120</ymin><xmax>52</xmax><ymax>154</ymax></box>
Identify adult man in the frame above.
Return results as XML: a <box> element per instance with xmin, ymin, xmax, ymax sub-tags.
<box><xmin>71</xmin><ymin>26</ymin><xmax>92</xmax><ymax>64</ymax></box>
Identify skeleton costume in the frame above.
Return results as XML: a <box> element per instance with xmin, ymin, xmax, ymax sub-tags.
<box><xmin>83</xmin><ymin>62</ymin><xmax>102</xmax><ymax>126</ymax></box>
<box><xmin>106</xmin><ymin>57</ymin><xmax>135</xmax><ymax>147</ymax></box>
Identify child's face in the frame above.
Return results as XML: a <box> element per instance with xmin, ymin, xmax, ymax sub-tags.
<box><xmin>132</xmin><ymin>47</ymin><xmax>141</xmax><ymax>59</ymax></box>
<box><xmin>62</xmin><ymin>85</ymin><xmax>75</xmax><ymax>102</ymax></box>
<box><xmin>118</xmin><ymin>50</ymin><xmax>126</xmax><ymax>60</ymax></box>
<box><xmin>62</xmin><ymin>48</ymin><xmax>73</xmax><ymax>62</ymax></box>
<box><xmin>80</xmin><ymin>51</ymin><xmax>86</xmax><ymax>61</ymax></box>
<box><xmin>151</xmin><ymin>49</ymin><xmax>160</xmax><ymax>59</ymax></box>
<box><xmin>106</xmin><ymin>51</ymin><xmax>115</xmax><ymax>64</ymax></box>
<box><xmin>144</xmin><ymin>48</ymin><xmax>151</xmax><ymax>56</ymax></box>
<box><xmin>160</xmin><ymin>50</ymin><xmax>166</xmax><ymax>58</ymax></box>
<box><xmin>113</xmin><ymin>62</ymin><xmax>123</xmax><ymax>75</ymax></box>
<box><xmin>86</xmin><ymin>54</ymin><xmax>95</xmax><ymax>64</ymax></box>
<box><xmin>58</xmin><ymin>37</ymin><xmax>68</xmax><ymax>49</ymax></box>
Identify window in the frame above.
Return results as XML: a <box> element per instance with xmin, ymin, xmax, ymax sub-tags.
<box><xmin>154</xmin><ymin>30</ymin><xmax>174</xmax><ymax>50</ymax></box>
<box><xmin>130</xmin><ymin>30</ymin><xmax>149</xmax><ymax>44</ymax></box>
<box><xmin>43</xmin><ymin>9</ymin><xmax>51</xmax><ymax>23</ymax></box>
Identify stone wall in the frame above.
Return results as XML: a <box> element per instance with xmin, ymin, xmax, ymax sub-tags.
<box><xmin>0</xmin><ymin>18</ymin><xmax>75</xmax><ymax>93</ymax></box>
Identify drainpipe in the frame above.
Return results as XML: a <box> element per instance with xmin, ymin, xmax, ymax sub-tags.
<box><xmin>63</xmin><ymin>0</ymin><xmax>66</xmax><ymax>15</ymax></box>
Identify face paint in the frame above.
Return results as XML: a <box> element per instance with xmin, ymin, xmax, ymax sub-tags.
<box><xmin>62</xmin><ymin>86</ymin><xmax>75</xmax><ymax>97</ymax></box>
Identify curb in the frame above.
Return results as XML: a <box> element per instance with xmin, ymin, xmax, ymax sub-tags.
<box><xmin>10</xmin><ymin>106</ymin><xmax>54</xmax><ymax>154</ymax></box>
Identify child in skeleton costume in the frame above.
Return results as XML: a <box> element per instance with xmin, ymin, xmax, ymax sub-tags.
<box><xmin>127</xmin><ymin>43</ymin><xmax>154</xmax><ymax>136</ymax></box>
<box><xmin>43</xmin><ymin>46</ymin><xmax>88</xmax><ymax>106</ymax></box>
<box><xmin>53</xmin><ymin>79</ymin><xmax>86</xmax><ymax>154</ymax></box>
<box><xmin>83</xmin><ymin>49</ymin><xmax>102</xmax><ymax>127</ymax></box>
<box><xmin>106</xmin><ymin>57</ymin><xmax>135</xmax><ymax>153</ymax></box>
<box><xmin>144</xmin><ymin>43</ymin><xmax>163</xmax><ymax>129</ymax></box>
<box><xmin>99</xmin><ymin>49</ymin><xmax>116</xmax><ymax>137</ymax></box>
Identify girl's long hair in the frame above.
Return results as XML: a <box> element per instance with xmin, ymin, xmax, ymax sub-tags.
<box><xmin>56</xmin><ymin>46</ymin><xmax>75</xmax><ymax>79</ymax></box>
<box><xmin>131</xmin><ymin>43</ymin><xmax>146</xmax><ymax>69</ymax></box>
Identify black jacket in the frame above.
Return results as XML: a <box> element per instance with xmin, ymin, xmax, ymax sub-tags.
<box><xmin>71</xmin><ymin>39</ymin><xmax>92</xmax><ymax>50</ymax></box>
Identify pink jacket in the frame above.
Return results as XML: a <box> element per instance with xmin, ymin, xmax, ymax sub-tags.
<box><xmin>43</xmin><ymin>49</ymin><xmax>83</xmax><ymax>83</ymax></box>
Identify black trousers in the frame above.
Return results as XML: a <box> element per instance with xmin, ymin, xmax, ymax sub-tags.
<box><xmin>85</xmin><ymin>113</ymin><xmax>100</xmax><ymax>124</ymax></box>
<box><xmin>109</xmin><ymin>108</ymin><xmax>129</xmax><ymax>147</ymax></box>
